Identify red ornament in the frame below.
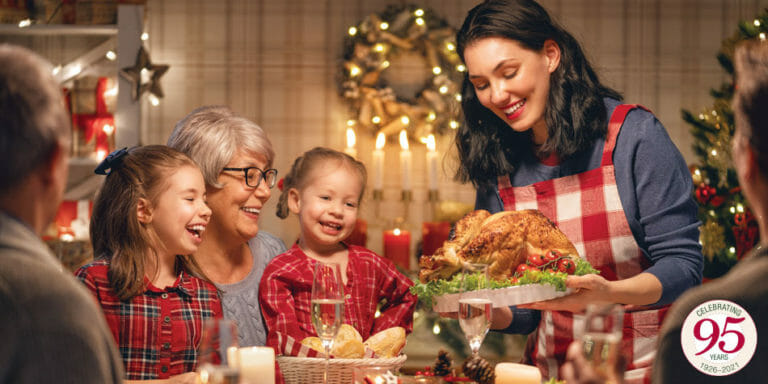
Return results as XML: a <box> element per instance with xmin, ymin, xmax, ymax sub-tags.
<box><xmin>733</xmin><ymin>208</ymin><xmax>759</xmax><ymax>260</ymax></box>
<box><xmin>277</xmin><ymin>177</ymin><xmax>285</xmax><ymax>191</ymax></box>
<box><xmin>695</xmin><ymin>183</ymin><xmax>717</xmax><ymax>205</ymax></box>
<box><xmin>734</xmin><ymin>210</ymin><xmax>755</xmax><ymax>227</ymax></box>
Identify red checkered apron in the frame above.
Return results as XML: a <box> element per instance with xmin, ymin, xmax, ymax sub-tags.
<box><xmin>497</xmin><ymin>105</ymin><xmax>668</xmax><ymax>384</ymax></box>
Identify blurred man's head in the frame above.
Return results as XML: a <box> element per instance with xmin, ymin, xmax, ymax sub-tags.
<box><xmin>734</xmin><ymin>42</ymin><xmax>768</xmax><ymax>180</ymax></box>
<box><xmin>0</xmin><ymin>44</ymin><xmax>71</xmax><ymax>231</ymax></box>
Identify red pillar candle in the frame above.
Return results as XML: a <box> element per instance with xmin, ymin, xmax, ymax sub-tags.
<box><xmin>344</xmin><ymin>218</ymin><xmax>368</xmax><ymax>247</ymax></box>
<box><xmin>421</xmin><ymin>221</ymin><xmax>452</xmax><ymax>257</ymax></box>
<box><xmin>383</xmin><ymin>228</ymin><xmax>411</xmax><ymax>271</ymax></box>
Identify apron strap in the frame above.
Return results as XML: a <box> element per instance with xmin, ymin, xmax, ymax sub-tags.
<box><xmin>601</xmin><ymin>104</ymin><xmax>651</xmax><ymax>166</ymax></box>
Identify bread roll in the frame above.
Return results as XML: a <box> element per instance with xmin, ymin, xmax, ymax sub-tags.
<box><xmin>364</xmin><ymin>327</ymin><xmax>406</xmax><ymax>358</ymax></box>
<box><xmin>302</xmin><ymin>324</ymin><xmax>365</xmax><ymax>358</ymax></box>
<box><xmin>332</xmin><ymin>324</ymin><xmax>364</xmax><ymax>358</ymax></box>
<box><xmin>300</xmin><ymin>336</ymin><xmax>325</xmax><ymax>354</ymax></box>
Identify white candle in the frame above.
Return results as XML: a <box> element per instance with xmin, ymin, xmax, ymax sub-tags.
<box><xmin>494</xmin><ymin>363</ymin><xmax>541</xmax><ymax>384</ymax></box>
<box><xmin>344</xmin><ymin>127</ymin><xmax>357</xmax><ymax>159</ymax></box>
<box><xmin>372</xmin><ymin>132</ymin><xmax>385</xmax><ymax>190</ymax></box>
<box><xmin>238</xmin><ymin>346</ymin><xmax>275</xmax><ymax>384</ymax></box>
<box><xmin>425</xmin><ymin>134</ymin><xmax>438</xmax><ymax>191</ymax></box>
<box><xmin>398</xmin><ymin>129</ymin><xmax>411</xmax><ymax>191</ymax></box>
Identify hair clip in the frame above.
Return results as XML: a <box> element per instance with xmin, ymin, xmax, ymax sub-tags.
<box><xmin>277</xmin><ymin>177</ymin><xmax>285</xmax><ymax>191</ymax></box>
<box><xmin>94</xmin><ymin>147</ymin><xmax>129</xmax><ymax>175</ymax></box>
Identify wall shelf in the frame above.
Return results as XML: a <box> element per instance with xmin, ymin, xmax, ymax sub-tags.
<box><xmin>0</xmin><ymin>4</ymin><xmax>143</xmax><ymax>200</ymax></box>
<box><xmin>0</xmin><ymin>24</ymin><xmax>117</xmax><ymax>36</ymax></box>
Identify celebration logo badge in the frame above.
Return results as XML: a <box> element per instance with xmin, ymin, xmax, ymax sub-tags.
<box><xmin>680</xmin><ymin>299</ymin><xmax>757</xmax><ymax>376</ymax></box>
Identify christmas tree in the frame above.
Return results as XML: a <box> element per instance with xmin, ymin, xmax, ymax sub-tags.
<box><xmin>684</xmin><ymin>10</ymin><xmax>764</xmax><ymax>278</ymax></box>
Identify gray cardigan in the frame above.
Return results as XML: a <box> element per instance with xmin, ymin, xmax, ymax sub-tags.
<box><xmin>216</xmin><ymin>231</ymin><xmax>287</xmax><ymax>347</ymax></box>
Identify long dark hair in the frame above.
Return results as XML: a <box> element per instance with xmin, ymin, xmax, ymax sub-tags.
<box><xmin>90</xmin><ymin>145</ymin><xmax>208</xmax><ymax>300</ymax></box>
<box><xmin>454</xmin><ymin>0</ymin><xmax>622</xmax><ymax>187</ymax></box>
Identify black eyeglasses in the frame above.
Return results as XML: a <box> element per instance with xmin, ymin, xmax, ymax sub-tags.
<box><xmin>222</xmin><ymin>167</ymin><xmax>278</xmax><ymax>188</ymax></box>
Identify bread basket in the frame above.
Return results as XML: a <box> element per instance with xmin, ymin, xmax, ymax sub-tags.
<box><xmin>277</xmin><ymin>355</ymin><xmax>406</xmax><ymax>383</ymax></box>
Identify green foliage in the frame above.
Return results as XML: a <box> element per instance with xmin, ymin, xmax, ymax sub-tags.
<box><xmin>410</xmin><ymin>258</ymin><xmax>598</xmax><ymax>308</ymax></box>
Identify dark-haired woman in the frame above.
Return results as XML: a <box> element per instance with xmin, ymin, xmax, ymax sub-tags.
<box><xmin>453</xmin><ymin>0</ymin><xmax>703</xmax><ymax>382</ymax></box>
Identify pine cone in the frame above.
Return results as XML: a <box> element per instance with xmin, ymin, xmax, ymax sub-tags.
<box><xmin>462</xmin><ymin>355</ymin><xmax>495</xmax><ymax>384</ymax></box>
<box><xmin>433</xmin><ymin>349</ymin><xmax>453</xmax><ymax>377</ymax></box>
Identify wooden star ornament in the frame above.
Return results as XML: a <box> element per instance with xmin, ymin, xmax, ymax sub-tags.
<box><xmin>119</xmin><ymin>46</ymin><xmax>170</xmax><ymax>101</ymax></box>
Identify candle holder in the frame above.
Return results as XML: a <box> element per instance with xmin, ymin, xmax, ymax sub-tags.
<box><xmin>400</xmin><ymin>189</ymin><xmax>413</xmax><ymax>223</ymax></box>
<box><xmin>371</xmin><ymin>189</ymin><xmax>384</xmax><ymax>225</ymax></box>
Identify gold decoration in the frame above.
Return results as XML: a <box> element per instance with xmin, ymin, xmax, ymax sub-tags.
<box><xmin>689</xmin><ymin>164</ymin><xmax>703</xmax><ymax>185</ymax></box>
<box><xmin>339</xmin><ymin>4</ymin><xmax>463</xmax><ymax>140</ymax></box>
<box><xmin>700</xmin><ymin>219</ymin><xmax>726</xmax><ymax>261</ymax></box>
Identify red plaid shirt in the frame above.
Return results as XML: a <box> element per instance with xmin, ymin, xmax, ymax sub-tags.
<box><xmin>75</xmin><ymin>259</ymin><xmax>222</xmax><ymax>380</ymax></box>
<box><xmin>260</xmin><ymin>244</ymin><xmax>416</xmax><ymax>349</ymax></box>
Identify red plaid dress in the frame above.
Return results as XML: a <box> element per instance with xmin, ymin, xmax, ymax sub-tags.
<box><xmin>498</xmin><ymin>105</ymin><xmax>668</xmax><ymax>384</ymax></box>
<box><xmin>75</xmin><ymin>259</ymin><xmax>223</xmax><ymax>380</ymax></box>
<box><xmin>260</xmin><ymin>244</ymin><xmax>417</xmax><ymax>348</ymax></box>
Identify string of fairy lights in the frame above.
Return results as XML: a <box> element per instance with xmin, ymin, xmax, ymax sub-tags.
<box><xmin>339</xmin><ymin>4</ymin><xmax>464</xmax><ymax>145</ymax></box>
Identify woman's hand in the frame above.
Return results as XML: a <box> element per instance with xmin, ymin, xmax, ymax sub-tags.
<box><xmin>518</xmin><ymin>274</ymin><xmax>613</xmax><ymax>313</ymax></box>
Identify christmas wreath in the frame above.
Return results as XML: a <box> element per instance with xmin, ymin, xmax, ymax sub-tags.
<box><xmin>339</xmin><ymin>4</ymin><xmax>464</xmax><ymax>140</ymax></box>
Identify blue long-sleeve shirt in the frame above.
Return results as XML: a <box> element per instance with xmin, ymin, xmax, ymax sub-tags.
<box><xmin>475</xmin><ymin>98</ymin><xmax>703</xmax><ymax>334</ymax></box>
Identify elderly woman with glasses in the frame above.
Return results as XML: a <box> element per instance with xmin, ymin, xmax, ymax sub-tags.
<box><xmin>168</xmin><ymin>106</ymin><xmax>287</xmax><ymax>347</ymax></box>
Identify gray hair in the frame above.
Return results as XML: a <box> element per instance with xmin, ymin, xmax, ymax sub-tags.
<box><xmin>167</xmin><ymin>105</ymin><xmax>275</xmax><ymax>188</ymax></box>
<box><xmin>0</xmin><ymin>44</ymin><xmax>71</xmax><ymax>194</ymax></box>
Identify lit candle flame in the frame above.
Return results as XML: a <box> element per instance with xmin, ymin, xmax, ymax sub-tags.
<box><xmin>375</xmin><ymin>132</ymin><xmax>385</xmax><ymax>150</ymax></box>
<box><xmin>399</xmin><ymin>130</ymin><xmax>409</xmax><ymax>150</ymax></box>
<box><xmin>393</xmin><ymin>228</ymin><xmax>401</xmax><ymax>236</ymax></box>
<box><xmin>426</xmin><ymin>134</ymin><xmax>436</xmax><ymax>152</ymax></box>
<box><xmin>346</xmin><ymin>128</ymin><xmax>356</xmax><ymax>148</ymax></box>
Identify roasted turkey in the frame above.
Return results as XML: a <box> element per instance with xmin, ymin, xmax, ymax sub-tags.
<box><xmin>418</xmin><ymin>209</ymin><xmax>579</xmax><ymax>282</ymax></box>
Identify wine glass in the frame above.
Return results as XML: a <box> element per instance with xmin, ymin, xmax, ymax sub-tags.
<box><xmin>581</xmin><ymin>303</ymin><xmax>624</xmax><ymax>382</ymax></box>
<box><xmin>197</xmin><ymin>319</ymin><xmax>240</xmax><ymax>384</ymax></box>
<box><xmin>458</xmin><ymin>263</ymin><xmax>492</xmax><ymax>357</ymax></box>
<box><xmin>311</xmin><ymin>261</ymin><xmax>345</xmax><ymax>384</ymax></box>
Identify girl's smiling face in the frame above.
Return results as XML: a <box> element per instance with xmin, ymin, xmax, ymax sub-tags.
<box><xmin>288</xmin><ymin>161</ymin><xmax>363</xmax><ymax>254</ymax></box>
<box><xmin>463</xmin><ymin>37</ymin><xmax>560</xmax><ymax>144</ymax></box>
<box><xmin>143</xmin><ymin>165</ymin><xmax>211</xmax><ymax>258</ymax></box>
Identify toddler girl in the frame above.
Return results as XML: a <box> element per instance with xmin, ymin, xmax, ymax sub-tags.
<box><xmin>260</xmin><ymin>147</ymin><xmax>417</xmax><ymax>349</ymax></box>
<box><xmin>76</xmin><ymin>145</ymin><xmax>222</xmax><ymax>383</ymax></box>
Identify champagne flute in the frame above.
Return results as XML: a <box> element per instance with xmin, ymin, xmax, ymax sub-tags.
<box><xmin>458</xmin><ymin>263</ymin><xmax>492</xmax><ymax>357</ymax></box>
<box><xmin>311</xmin><ymin>261</ymin><xmax>345</xmax><ymax>384</ymax></box>
<box><xmin>581</xmin><ymin>303</ymin><xmax>624</xmax><ymax>382</ymax></box>
<box><xmin>197</xmin><ymin>318</ymin><xmax>240</xmax><ymax>384</ymax></box>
